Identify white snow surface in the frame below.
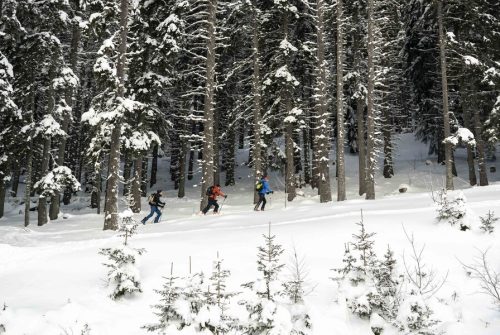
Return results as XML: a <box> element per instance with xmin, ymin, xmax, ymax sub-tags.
<box><xmin>1</xmin><ymin>134</ymin><xmax>500</xmax><ymax>334</ymax></box>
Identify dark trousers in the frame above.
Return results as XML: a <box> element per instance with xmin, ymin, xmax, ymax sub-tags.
<box><xmin>202</xmin><ymin>199</ymin><xmax>219</xmax><ymax>214</ymax></box>
<box><xmin>255</xmin><ymin>193</ymin><xmax>267</xmax><ymax>210</ymax></box>
<box><xmin>142</xmin><ymin>205</ymin><xmax>162</xmax><ymax>223</ymax></box>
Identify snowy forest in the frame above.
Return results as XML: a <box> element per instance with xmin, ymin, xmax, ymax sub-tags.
<box><xmin>1</xmin><ymin>0</ymin><xmax>500</xmax><ymax>334</ymax></box>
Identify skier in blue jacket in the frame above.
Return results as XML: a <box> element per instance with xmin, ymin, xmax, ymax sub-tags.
<box><xmin>254</xmin><ymin>175</ymin><xmax>273</xmax><ymax>211</ymax></box>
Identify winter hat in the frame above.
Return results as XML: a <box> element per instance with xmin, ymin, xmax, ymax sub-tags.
<box><xmin>157</xmin><ymin>189</ymin><xmax>162</xmax><ymax>194</ymax></box>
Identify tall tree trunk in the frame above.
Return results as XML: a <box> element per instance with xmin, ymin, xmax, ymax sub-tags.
<box><xmin>437</xmin><ymin>0</ymin><xmax>453</xmax><ymax>190</ymax></box>
<box><xmin>122</xmin><ymin>153</ymin><xmax>132</xmax><ymax>196</ymax></box>
<box><xmin>104</xmin><ymin>0</ymin><xmax>129</xmax><ymax>230</ymax></box>
<box><xmin>336</xmin><ymin>0</ymin><xmax>346</xmax><ymax>201</ymax></box>
<box><xmin>302</xmin><ymin>128</ymin><xmax>311</xmax><ymax>185</ymax></box>
<box><xmin>213</xmin><ymin>108</ymin><xmax>220</xmax><ymax>186</ymax></box>
<box><xmin>225</xmin><ymin>127</ymin><xmax>236</xmax><ymax>186</ymax></box>
<box><xmin>252</xmin><ymin>10</ymin><xmax>263</xmax><ymax>203</ymax></box>
<box><xmin>24</xmin><ymin>140</ymin><xmax>33</xmax><ymax>227</ymax></box>
<box><xmin>357</xmin><ymin>98</ymin><xmax>366</xmax><ymax>196</ymax></box>
<box><xmin>316</xmin><ymin>0</ymin><xmax>332</xmax><ymax>202</ymax></box>
<box><xmin>474</xmin><ymin>108</ymin><xmax>489</xmax><ymax>186</ymax></box>
<box><xmin>199</xmin><ymin>0</ymin><xmax>217</xmax><ymax>211</ymax></box>
<box><xmin>463</xmin><ymin>108</ymin><xmax>477</xmax><ymax>186</ymax></box>
<box><xmin>91</xmin><ymin>160</ymin><xmax>102</xmax><ymax>213</ymax></box>
<box><xmin>365</xmin><ymin>0</ymin><xmax>376</xmax><ymax>200</ymax></box>
<box><xmin>37</xmin><ymin>137</ymin><xmax>51</xmax><ymax>226</ymax></box>
<box><xmin>141</xmin><ymin>157</ymin><xmax>148</xmax><ymax>196</ymax></box>
<box><xmin>11</xmin><ymin>161</ymin><xmax>20</xmax><ymax>197</ymax></box>
<box><xmin>150</xmin><ymin>144</ymin><xmax>158</xmax><ymax>188</ymax></box>
<box><xmin>0</xmin><ymin>178</ymin><xmax>6</xmax><ymax>218</ymax></box>
<box><xmin>382</xmin><ymin>107</ymin><xmax>394</xmax><ymax>178</ymax></box>
<box><xmin>178</xmin><ymin>140</ymin><xmax>187</xmax><ymax>198</ymax></box>
<box><xmin>130</xmin><ymin>156</ymin><xmax>142</xmax><ymax>213</ymax></box>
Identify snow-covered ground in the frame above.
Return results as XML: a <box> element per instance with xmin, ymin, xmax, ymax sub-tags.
<box><xmin>1</xmin><ymin>134</ymin><xmax>500</xmax><ymax>334</ymax></box>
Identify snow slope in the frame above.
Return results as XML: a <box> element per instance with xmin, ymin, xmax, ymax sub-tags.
<box><xmin>1</xmin><ymin>134</ymin><xmax>500</xmax><ymax>334</ymax></box>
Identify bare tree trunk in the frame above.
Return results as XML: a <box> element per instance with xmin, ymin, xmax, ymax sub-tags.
<box><xmin>225</xmin><ymin>127</ymin><xmax>236</xmax><ymax>186</ymax></box>
<box><xmin>141</xmin><ymin>157</ymin><xmax>148</xmax><ymax>196</ymax></box>
<box><xmin>200</xmin><ymin>0</ymin><xmax>217</xmax><ymax>211</ymax></box>
<box><xmin>474</xmin><ymin>108</ymin><xmax>489</xmax><ymax>186</ymax></box>
<box><xmin>213</xmin><ymin>108</ymin><xmax>220</xmax><ymax>186</ymax></box>
<box><xmin>122</xmin><ymin>153</ymin><xmax>132</xmax><ymax>196</ymax></box>
<box><xmin>252</xmin><ymin>10</ymin><xmax>263</xmax><ymax>204</ymax></box>
<box><xmin>365</xmin><ymin>0</ymin><xmax>376</xmax><ymax>200</ymax></box>
<box><xmin>104</xmin><ymin>0</ymin><xmax>129</xmax><ymax>230</ymax></box>
<box><xmin>38</xmin><ymin>137</ymin><xmax>51</xmax><ymax>226</ymax></box>
<box><xmin>0</xmin><ymin>178</ymin><xmax>6</xmax><ymax>218</ymax></box>
<box><xmin>130</xmin><ymin>156</ymin><xmax>142</xmax><ymax>213</ymax></box>
<box><xmin>357</xmin><ymin>98</ymin><xmax>366</xmax><ymax>196</ymax></box>
<box><xmin>24</xmin><ymin>141</ymin><xmax>33</xmax><ymax>227</ymax></box>
<box><xmin>178</xmin><ymin>140</ymin><xmax>187</xmax><ymax>198</ymax></box>
<box><xmin>382</xmin><ymin>107</ymin><xmax>394</xmax><ymax>178</ymax></box>
<box><xmin>315</xmin><ymin>0</ymin><xmax>332</xmax><ymax>202</ymax></box>
<box><xmin>150</xmin><ymin>144</ymin><xmax>158</xmax><ymax>188</ymax></box>
<box><xmin>463</xmin><ymin>108</ymin><xmax>477</xmax><ymax>186</ymax></box>
<box><xmin>302</xmin><ymin>128</ymin><xmax>311</xmax><ymax>185</ymax></box>
<box><xmin>437</xmin><ymin>0</ymin><xmax>453</xmax><ymax>190</ymax></box>
<box><xmin>11</xmin><ymin>162</ymin><xmax>20</xmax><ymax>197</ymax></box>
<box><xmin>336</xmin><ymin>0</ymin><xmax>346</xmax><ymax>201</ymax></box>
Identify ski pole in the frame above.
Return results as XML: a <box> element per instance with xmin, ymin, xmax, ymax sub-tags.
<box><xmin>218</xmin><ymin>196</ymin><xmax>227</xmax><ymax>214</ymax></box>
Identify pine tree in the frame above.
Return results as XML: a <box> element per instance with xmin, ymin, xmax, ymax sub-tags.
<box><xmin>99</xmin><ymin>209</ymin><xmax>145</xmax><ymax>300</ymax></box>
<box><xmin>479</xmin><ymin>210</ymin><xmax>498</xmax><ymax>234</ymax></box>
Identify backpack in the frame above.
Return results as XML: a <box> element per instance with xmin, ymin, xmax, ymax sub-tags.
<box><xmin>148</xmin><ymin>193</ymin><xmax>156</xmax><ymax>204</ymax></box>
<box><xmin>206</xmin><ymin>186</ymin><xmax>214</xmax><ymax>196</ymax></box>
<box><xmin>255</xmin><ymin>181</ymin><xmax>263</xmax><ymax>191</ymax></box>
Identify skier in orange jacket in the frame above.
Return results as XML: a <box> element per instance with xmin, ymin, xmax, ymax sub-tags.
<box><xmin>202</xmin><ymin>184</ymin><xmax>227</xmax><ymax>214</ymax></box>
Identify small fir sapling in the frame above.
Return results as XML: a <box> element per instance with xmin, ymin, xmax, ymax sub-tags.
<box><xmin>394</xmin><ymin>288</ymin><xmax>439</xmax><ymax>335</ymax></box>
<box><xmin>99</xmin><ymin>209</ymin><xmax>145</xmax><ymax>300</ymax></box>
<box><xmin>144</xmin><ymin>263</ymin><xmax>184</xmax><ymax>333</ymax></box>
<box><xmin>479</xmin><ymin>210</ymin><xmax>498</xmax><ymax>234</ymax></box>
<box><xmin>282</xmin><ymin>246</ymin><xmax>312</xmax><ymax>334</ymax></box>
<box><xmin>374</xmin><ymin>246</ymin><xmax>401</xmax><ymax>320</ymax></box>
<box><xmin>434</xmin><ymin>189</ymin><xmax>469</xmax><ymax>230</ymax></box>
<box><xmin>202</xmin><ymin>253</ymin><xmax>239</xmax><ymax>334</ymax></box>
<box><xmin>333</xmin><ymin>211</ymin><xmax>383</xmax><ymax>319</ymax></box>
<box><xmin>239</xmin><ymin>223</ymin><xmax>297</xmax><ymax>334</ymax></box>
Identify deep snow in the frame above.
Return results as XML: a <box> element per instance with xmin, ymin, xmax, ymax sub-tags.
<box><xmin>1</xmin><ymin>134</ymin><xmax>500</xmax><ymax>334</ymax></box>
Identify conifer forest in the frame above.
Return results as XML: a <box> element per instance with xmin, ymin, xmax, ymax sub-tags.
<box><xmin>2</xmin><ymin>1</ymin><xmax>500</xmax><ymax>334</ymax></box>
<box><xmin>1</xmin><ymin>0</ymin><xmax>499</xmax><ymax>228</ymax></box>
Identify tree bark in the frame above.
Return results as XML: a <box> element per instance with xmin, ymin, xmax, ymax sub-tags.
<box><xmin>141</xmin><ymin>157</ymin><xmax>148</xmax><ymax>196</ymax></box>
<box><xmin>11</xmin><ymin>162</ymin><xmax>20</xmax><ymax>197</ymax></box>
<box><xmin>474</xmin><ymin>108</ymin><xmax>489</xmax><ymax>186</ymax></box>
<box><xmin>463</xmin><ymin>108</ymin><xmax>477</xmax><ymax>186</ymax></box>
<box><xmin>199</xmin><ymin>0</ymin><xmax>217</xmax><ymax>211</ymax></box>
<box><xmin>357</xmin><ymin>98</ymin><xmax>366</xmax><ymax>196</ymax></box>
<box><xmin>382</xmin><ymin>107</ymin><xmax>394</xmax><ymax>178</ymax></box>
<box><xmin>122</xmin><ymin>153</ymin><xmax>132</xmax><ymax>196</ymax></box>
<box><xmin>252</xmin><ymin>10</ymin><xmax>263</xmax><ymax>203</ymax></box>
<box><xmin>336</xmin><ymin>0</ymin><xmax>346</xmax><ymax>201</ymax></box>
<box><xmin>104</xmin><ymin>0</ymin><xmax>129</xmax><ymax>230</ymax></box>
<box><xmin>37</xmin><ymin>137</ymin><xmax>51</xmax><ymax>226</ymax></box>
<box><xmin>130</xmin><ymin>156</ymin><xmax>142</xmax><ymax>213</ymax></box>
<box><xmin>150</xmin><ymin>144</ymin><xmax>158</xmax><ymax>188</ymax></box>
<box><xmin>316</xmin><ymin>0</ymin><xmax>332</xmax><ymax>202</ymax></box>
<box><xmin>0</xmin><ymin>179</ymin><xmax>6</xmax><ymax>218</ymax></box>
<box><xmin>178</xmin><ymin>140</ymin><xmax>187</xmax><ymax>198</ymax></box>
<box><xmin>437</xmin><ymin>0</ymin><xmax>453</xmax><ymax>190</ymax></box>
<box><xmin>24</xmin><ymin>140</ymin><xmax>33</xmax><ymax>227</ymax></box>
<box><xmin>365</xmin><ymin>0</ymin><xmax>376</xmax><ymax>199</ymax></box>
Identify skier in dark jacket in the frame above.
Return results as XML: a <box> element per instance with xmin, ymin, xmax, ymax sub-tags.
<box><xmin>202</xmin><ymin>184</ymin><xmax>226</xmax><ymax>215</ymax></box>
<box><xmin>141</xmin><ymin>190</ymin><xmax>165</xmax><ymax>224</ymax></box>
<box><xmin>254</xmin><ymin>175</ymin><xmax>273</xmax><ymax>211</ymax></box>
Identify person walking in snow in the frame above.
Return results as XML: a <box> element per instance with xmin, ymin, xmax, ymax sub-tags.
<box><xmin>202</xmin><ymin>184</ymin><xmax>227</xmax><ymax>215</ymax></box>
<box><xmin>254</xmin><ymin>175</ymin><xmax>273</xmax><ymax>211</ymax></box>
<box><xmin>141</xmin><ymin>190</ymin><xmax>165</xmax><ymax>224</ymax></box>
